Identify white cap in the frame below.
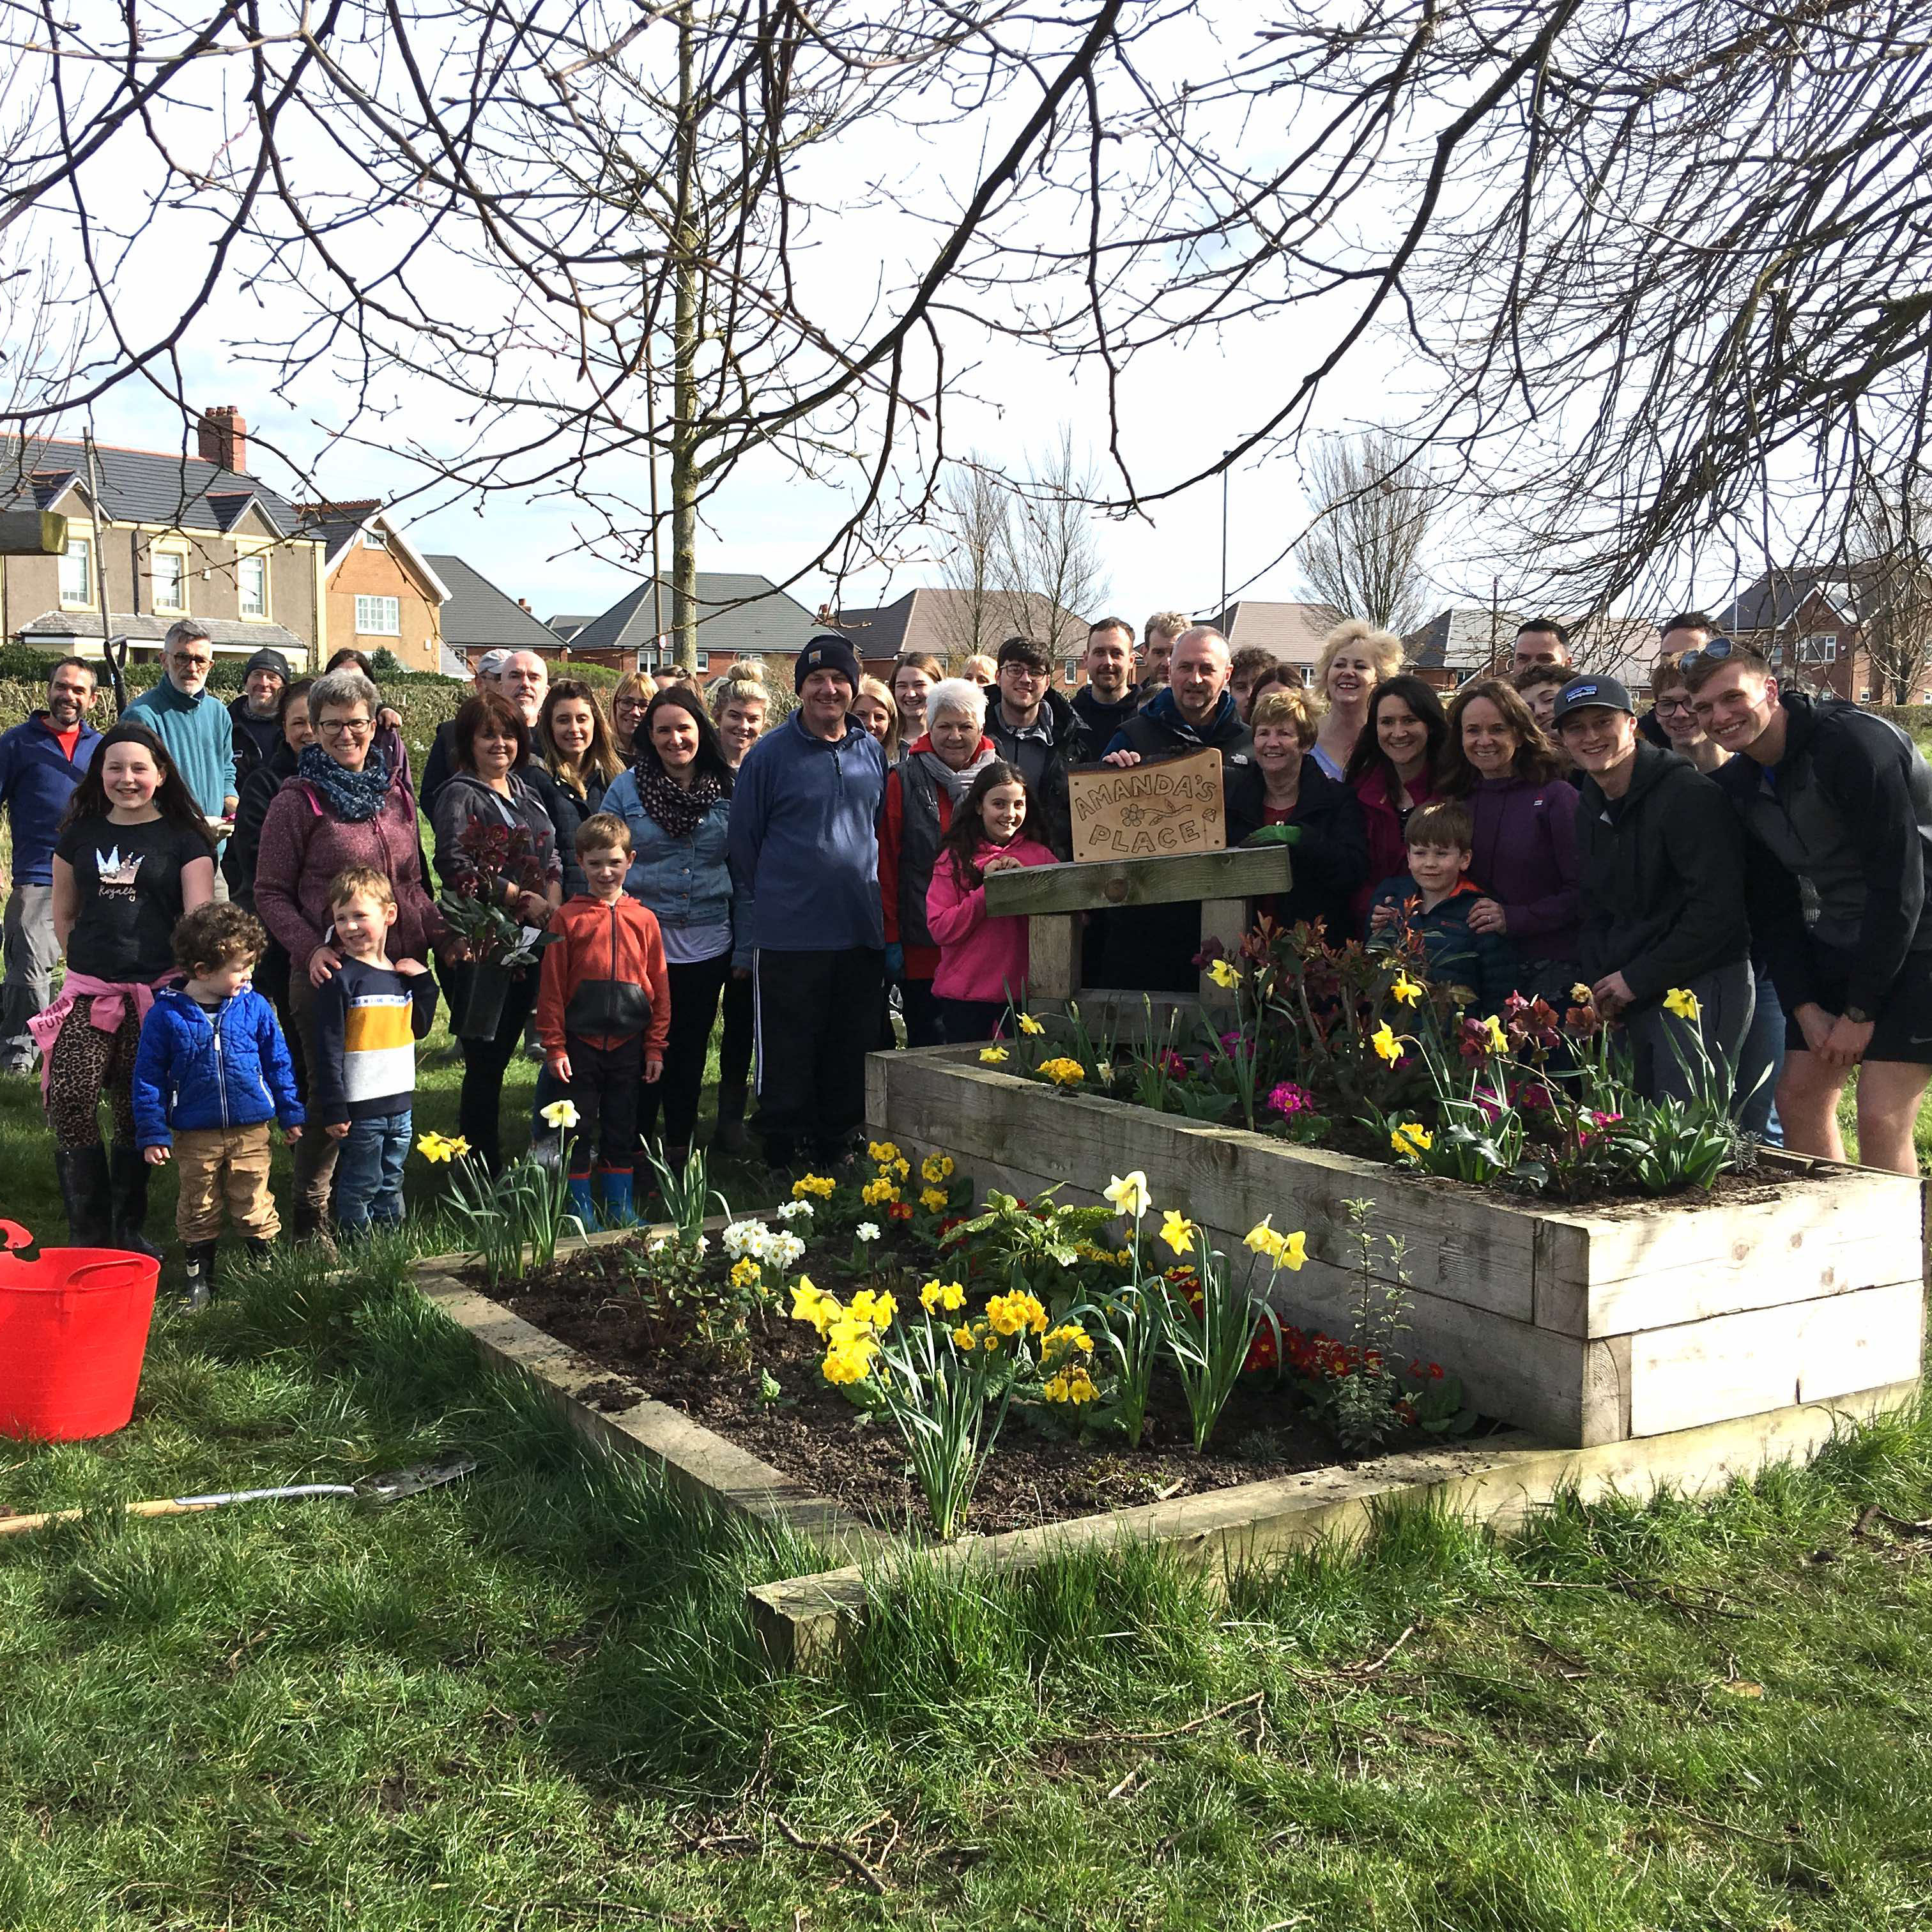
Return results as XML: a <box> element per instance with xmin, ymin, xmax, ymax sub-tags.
<box><xmin>476</xmin><ymin>649</ymin><xmax>510</xmax><ymax>680</ymax></box>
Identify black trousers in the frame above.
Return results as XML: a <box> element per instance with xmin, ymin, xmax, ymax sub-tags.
<box><xmin>640</xmin><ymin>950</ymin><xmax>732</xmax><ymax>1152</ymax></box>
<box><xmin>940</xmin><ymin>997</ymin><xmax>1008</xmax><ymax>1044</ymax></box>
<box><xmin>717</xmin><ymin>967</ymin><xmax>754</xmax><ymax>1119</ymax></box>
<box><xmin>903</xmin><ymin>976</ymin><xmax>945</xmax><ymax>1049</ymax></box>
<box><xmin>754</xmin><ymin>945</ymin><xmax>884</xmax><ymax>1161</ymax></box>
<box><xmin>455</xmin><ymin>965</ymin><xmax>537</xmax><ymax>1174</ymax></box>
<box><xmin>560</xmin><ymin>1033</ymin><xmax>643</xmax><ymax>1174</ymax></box>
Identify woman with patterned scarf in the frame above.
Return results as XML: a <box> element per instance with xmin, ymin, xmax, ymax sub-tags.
<box><xmin>877</xmin><ymin>677</ymin><xmax>1000</xmax><ymax>1048</ymax></box>
<box><xmin>256</xmin><ymin>667</ymin><xmax>445</xmax><ymax>1238</ymax></box>
<box><xmin>602</xmin><ymin>686</ymin><xmax>746</xmax><ymax>1172</ymax></box>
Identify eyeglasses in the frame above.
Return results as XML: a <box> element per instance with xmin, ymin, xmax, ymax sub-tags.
<box><xmin>614</xmin><ymin>698</ymin><xmax>650</xmax><ymax>714</ymax></box>
<box><xmin>318</xmin><ymin>717</ymin><xmax>374</xmax><ymax>736</ymax></box>
<box><xmin>1653</xmin><ymin>695</ymin><xmax>1697</xmax><ymax>716</ymax></box>
<box><xmin>172</xmin><ymin>654</ymin><xmax>212</xmax><ymax>671</ymax></box>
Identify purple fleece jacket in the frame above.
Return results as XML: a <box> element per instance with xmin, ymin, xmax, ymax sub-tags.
<box><xmin>1464</xmin><ymin>772</ymin><xmax>1582</xmax><ymax>962</ymax></box>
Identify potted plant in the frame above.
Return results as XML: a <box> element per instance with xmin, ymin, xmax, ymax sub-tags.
<box><xmin>436</xmin><ymin>817</ymin><xmax>558</xmax><ymax>1039</ymax></box>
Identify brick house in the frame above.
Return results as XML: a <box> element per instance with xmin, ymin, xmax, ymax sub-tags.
<box><xmin>571</xmin><ymin>572</ymin><xmax>822</xmax><ymax>676</ymax></box>
<box><xmin>296</xmin><ymin>501</ymin><xmax>450</xmax><ymax>675</ymax></box>
<box><xmin>1715</xmin><ymin>569</ymin><xmax>1932</xmax><ymax>704</ymax></box>
<box><xmin>425</xmin><ymin>554</ymin><xmax>567</xmax><ymax>670</ymax></box>
<box><xmin>834</xmin><ymin>587</ymin><xmax>1089</xmax><ymax>684</ymax></box>
<box><xmin>1210</xmin><ymin>600</ymin><xmax>1345</xmax><ymax>685</ymax></box>
<box><xmin>1402</xmin><ymin>608</ymin><xmax>1659</xmax><ymax>700</ymax></box>
<box><xmin>1</xmin><ymin>408</ymin><xmax>325</xmax><ymax>668</ymax></box>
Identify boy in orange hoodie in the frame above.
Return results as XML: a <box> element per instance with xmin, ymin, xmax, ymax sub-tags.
<box><xmin>536</xmin><ymin>813</ymin><xmax>671</xmax><ymax>1224</ymax></box>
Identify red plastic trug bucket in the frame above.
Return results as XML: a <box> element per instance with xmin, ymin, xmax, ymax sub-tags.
<box><xmin>0</xmin><ymin>1220</ymin><xmax>161</xmax><ymax>1441</ymax></box>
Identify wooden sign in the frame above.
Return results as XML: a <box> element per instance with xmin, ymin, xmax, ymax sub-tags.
<box><xmin>1068</xmin><ymin>746</ymin><xmax>1227</xmax><ymax>863</ymax></box>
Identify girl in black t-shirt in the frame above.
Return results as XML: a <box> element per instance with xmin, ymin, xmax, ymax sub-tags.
<box><xmin>45</xmin><ymin>721</ymin><xmax>216</xmax><ymax>1252</ymax></box>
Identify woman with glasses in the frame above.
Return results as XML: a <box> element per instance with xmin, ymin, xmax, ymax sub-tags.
<box><xmin>608</xmin><ymin>673</ymin><xmax>653</xmax><ymax>761</ymax></box>
<box><xmin>255</xmin><ymin>667</ymin><xmax>445</xmax><ymax>1236</ymax></box>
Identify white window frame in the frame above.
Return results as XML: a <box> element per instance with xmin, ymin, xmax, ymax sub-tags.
<box><xmin>59</xmin><ymin>537</ymin><xmax>92</xmax><ymax>609</ymax></box>
<box><xmin>361</xmin><ymin>526</ymin><xmax>389</xmax><ymax>549</ymax></box>
<box><xmin>1798</xmin><ymin>632</ymin><xmax>1838</xmax><ymax>664</ymax></box>
<box><xmin>355</xmin><ymin>594</ymin><xmax>401</xmax><ymax>636</ymax></box>
<box><xmin>150</xmin><ymin>544</ymin><xmax>187</xmax><ymax>615</ymax></box>
<box><xmin>237</xmin><ymin>551</ymin><xmax>268</xmax><ymax>620</ymax></box>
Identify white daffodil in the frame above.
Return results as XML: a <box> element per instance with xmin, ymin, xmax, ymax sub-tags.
<box><xmin>539</xmin><ymin>1099</ymin><xmax>581</xmax><ymax>1130</ymax></box>
<box><xmin>1103</xmin><ymin>1170</ymin><xmax>1151</xmax><ymax>1219</ymax></box>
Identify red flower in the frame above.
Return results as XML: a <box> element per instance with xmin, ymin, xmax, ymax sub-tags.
<box><xmin>888</xmin><ymin>1200</ymin><xmax>914</xmax><ymax>1222</ymax></box>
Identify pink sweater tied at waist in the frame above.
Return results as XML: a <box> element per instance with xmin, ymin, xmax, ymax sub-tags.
<box><xmin>26</xmin><ymin>970</ymin><xmax>177</xmax><ymax>1102</ymax></box>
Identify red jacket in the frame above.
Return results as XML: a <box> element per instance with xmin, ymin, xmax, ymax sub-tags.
<box><xmin>536</xmin><ymin>893</ymin><xmax>671</xmax><ymax>1056</ymax></box>
<box><xmin>877</xmin><ymin>733</ymin><xmax>997</xmax><ymax>979</ymax></box>
<box><xmin>1352</xmin><ymin>766</ymin><xmax>1440</xmax><ymax>926</ymax></box>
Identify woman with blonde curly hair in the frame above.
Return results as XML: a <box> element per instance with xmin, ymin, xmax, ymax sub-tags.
<box><xmin>1310</xmin><ymin>617</ymin><xmax>1404</xmax><ymax>781</ymax></box>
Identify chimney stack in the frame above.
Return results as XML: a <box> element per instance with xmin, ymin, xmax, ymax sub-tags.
<box><xmin>198</xmin><ymin>405</ymin><xmax>247</xmax><ymax>475</ymax></box>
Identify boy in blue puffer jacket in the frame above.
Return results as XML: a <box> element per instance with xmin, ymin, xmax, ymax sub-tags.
<box><xmin>132</xmin><ymin>903</ymin><xmax>304</xmax><ymax>1308</ymax></box>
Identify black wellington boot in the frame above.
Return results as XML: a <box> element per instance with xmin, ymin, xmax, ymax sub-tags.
<box><xmin>107</xmin><ymin>1143</ymin><xmax>165</xmax><ymax>1261</ymax></box>
<box><xmin>181</xmin><ymin>1241</ymin><xmax>218</xmax><ymax>1312</ymax></box>
<box><xmin>54</xmin><ymin>1143</ymin><xmax>113</xmax><ymax>1246</ymax></box>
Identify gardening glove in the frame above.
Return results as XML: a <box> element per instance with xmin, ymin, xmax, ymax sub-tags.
<box><xmin>884</xmin><ymin>942</ymin><xmax>905</xmax><ymax>980</ymax></box>
<box><xmin>1243</xmin><ymin>824</ymin><xmax>1302</xmax><ymax>847</ymax></box>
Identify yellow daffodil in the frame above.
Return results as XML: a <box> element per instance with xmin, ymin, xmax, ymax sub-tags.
<box><xmin>1370</xmin><ymin>1023</ymin><xmax>1402</xmax><ymax>1064</ymax></box>
<box><xmin>790</xmin><ymin>1277</ymin><xmax>827</xmax><ymax>1324</ymax></box>
<box><xmin>919</xmin><ymin>1185</ymin><xmax>949</xmax><ymax>1211</ymax></box>
<box><xmin>1275</xmin><ymin>1229</ymin><xmax>1308</xmax><ymax>1271</ymax></box>
<box><xmin>1245</xmin><ymin>1215</ymin><xmax>1278</xmax><ymax>1254</ymax></box>
<box><xmin>1663</xmin><ymin>986</ymin><xmax>1702</xmax><ymax>1022</ymax></box>
<box><xmin>979</xmin><ymin>1045</ymin><xmax>1009</xmax><ymax>1064</ymax></box>
<box><xmin>920</xmin><ymin>1278</ymin><xmax>967</xmax><ymax>1314</ymax></box>
<box><xmin>539</xmin><ymin>1099</ymin><xmax>581</xmax><ymax>1130</ymax></box>
<box><xmin>1018</xmin><ymin>1011</ymin><xmax>1045</xmax><ymax>1036</ymax></box>
<box><xmin>1390</xmin><ymin>972</ymin><xmax>1423</xmax><ymax>1007</ymax></box>
<box><xmin>1207</xmin><ymin>957</ymin><xmax>1243</xmax><ymax>989</ymax></box>
<box><xmin>1571</xmin><ymin>982</ymin><xmax>1595</xmax><ymax>1004</ymax></box>
<box><xmin>1391</xmin><ymin>1121</ymin><xmax>1434</xmax><ymax>1158</ymax></box>
<box><xmin>920</xmin><ymin>1153</ymin><xmax>954</xmax><ymax>1184</ymax></box>
<box><xmin>1159</xmin><ymin>1208</ymin><xmax>1195</xmax><ymax>1257</ymax></box>
<box><xmin>417</xmin><ymin>1131</ymin><xmax>466</xmax><ymax>1163</ymax></box>
<box><xmin>1482</xmin><ymin>1013</ymin><xmax>1508</xmax><ymax>1054</ymax></box>
<box><xmin>1105</xmin><ymin>1170</ymin><xmax>1151</xmax><ymax>1218</ymax></box>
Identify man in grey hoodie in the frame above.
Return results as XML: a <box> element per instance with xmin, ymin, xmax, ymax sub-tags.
<box><xmin>727</xmin><ymin>635</ymin><xmax>887</xmax><ymax>1169</ymax></box>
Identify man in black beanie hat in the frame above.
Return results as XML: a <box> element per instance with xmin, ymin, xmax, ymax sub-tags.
<box><xmin>230</xmin><ymin>647</ymin><xmax>293</xmax><ymax>782</ymax></box>
<box><xmin>727</xmin><ymin>634</ymin><xmax>887</xmax><ymax>1169</ymax></box>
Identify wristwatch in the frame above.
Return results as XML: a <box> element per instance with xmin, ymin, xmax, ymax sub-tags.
<box><xmin>1843</xmin><ymin>1006</ymin><xmax>1872</xmax><ymax>1025</ymax></box>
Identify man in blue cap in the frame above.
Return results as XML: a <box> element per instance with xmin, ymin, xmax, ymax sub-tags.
<box><xmin>727</xmin><ymin>634</ymin><xmax>887</xmax><ymax>1169</ymax></box>
<box><xmin>1554</xmin><ymin>672</ymin><xmax>1754</xmax><ymax>1103</ymax></box>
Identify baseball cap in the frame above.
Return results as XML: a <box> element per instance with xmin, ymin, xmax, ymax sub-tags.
<box><xmin>1550</xmin><ymin>675</ymin><xmax>1635</xmax><ymax>725</ymax></box>
<box><xmin>476</xmin><ymin>649</ymin><xmax>511</xmax><ymax>680</ymax></box>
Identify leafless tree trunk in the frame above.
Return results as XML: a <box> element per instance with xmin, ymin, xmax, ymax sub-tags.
<box><xmin>1293</xmin><ymin>430</ymin><xmax>1441</xmax><ymax>634</ymax></box>
<box><xmin>934</xmin><ymin>464</ymin><xmax>1015</xmax><ymax>664</ymax></box>
<box><xmin>997</xmin><ymin>429</ymin><xmax>1110</xmax><ymax>652</ymax></box>
<box><xmin>1851</xmin><ymin>481</ymin><xmax>1932</xmax><ymax>706</ymax></box>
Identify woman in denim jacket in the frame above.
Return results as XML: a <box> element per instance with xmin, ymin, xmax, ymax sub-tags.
<box><xmin>602</xmin><ymin>686</ymin><xmax>746</xmax><ymax>1167</ymax></box>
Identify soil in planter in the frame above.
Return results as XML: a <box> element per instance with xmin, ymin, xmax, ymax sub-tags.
<box><xmin>494</xmin><ymin>1234</ymin><xmax>1443</xmax><ymax>1538</ymax></box>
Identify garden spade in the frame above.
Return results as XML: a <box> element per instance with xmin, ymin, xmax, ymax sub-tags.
<box><xmin>0</xmin><ymin>1455</ymin><xmax>477</xmax><ymax>1539</ymax></box>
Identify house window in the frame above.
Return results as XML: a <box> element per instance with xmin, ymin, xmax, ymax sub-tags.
<box><xmin>355</xmin><ymin>594</ymin><xmax>401</xmax><ymax>636</ymax></box>
<box><xmin>238</xmin><ymin>553</ymin><xmax>267</xmax><ymax>618</ymax></box>
<box><xmin>1798</xmin><ymin>632</ymin><xmax>1838</xmax><ymax>664</ymax></box>
<box><xmin>1062</xmin><ymin>657</ymin><xmax>1078</xmax><ymax>684</ymax></box>
<box><xmin>151</xmin><ymin>547</ymin><xmax>186</xmax><ymax>613</ymax></box>
<box><xmin>59</xmin><ymin>538</ymin><xmax>92</xmax><ymax>608</ymax></box>
<box><xmin>362</xmin><ymin>528</ymin><xmax>389</xmax><ymax>550</ymax></box>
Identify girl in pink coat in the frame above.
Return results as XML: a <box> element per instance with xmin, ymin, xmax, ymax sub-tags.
<box><xmin>923</xmin><ymin>761</ymin><xmax>1059</xmax><ymax>1042</ymax></box>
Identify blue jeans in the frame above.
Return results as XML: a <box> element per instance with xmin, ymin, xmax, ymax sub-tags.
<box><xmin>334</xmin><ymin>1110</ymin><xmax>411</xmax><ymax>1232</ymax></box>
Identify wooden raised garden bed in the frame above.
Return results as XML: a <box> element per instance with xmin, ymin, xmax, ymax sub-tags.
<box><xmin>866</xmin><ymin>1046</ymin><xmax>1927</xmax><ymax>1448</ymax></box>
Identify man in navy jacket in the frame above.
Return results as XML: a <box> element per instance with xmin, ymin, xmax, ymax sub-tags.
<box><xmin>727</xmin><ymin>635</ymin><xmax>887</xmax><ymax>1169</ymax></box>
<box><xmin>0</xmin><ymin>656</ymin><xmax>101</xmax><ymax>1073</ymax></box>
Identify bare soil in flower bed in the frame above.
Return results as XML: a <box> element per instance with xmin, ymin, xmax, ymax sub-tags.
<box><xmin>488</xmin><ymin>1232</ymin><xmax>1402</xmax><ymax>1537</ymax></box>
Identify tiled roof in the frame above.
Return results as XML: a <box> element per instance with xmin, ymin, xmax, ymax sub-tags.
<box><xmin>570</xmin><ymin>572</ymin><xmax>822</xmax><ymax>660</ymax></box>
<box><xmin>1211</xmin><ymin>601</ymin><xmax>1345</xmax><ymax>664</ymax></box>
<box><xmin>544</xmin><ymin>614</ymin><xmax>595</xmax><ymax>641</ymax></box>
<box><xmin>1402</xmin><ymin>608</ymin><xmax>1523</xmax><ymax>672</ymax></box>
<box><xmin>0</xmin><ymin>434</ymin><xmax>302</xmax><ymax>535</ymax></box>
<box><xmin>834</xmin><ymin>586</ymin><xmax>1087</xmax><ymax>659</ymax></box>
<box><xmin>422</xmin><ymin>555</ymin><xmax>567</xmax><ymax>654</ymax></box>
<box><xmin>17</xmin><ymin>611</ymin><xmax>312</xmax><ymax>657</ymax></box>
<box><xmin>1717</xmin><ymin>571</ymin><xmax>1865</xmax><ymax>634</ymax></box>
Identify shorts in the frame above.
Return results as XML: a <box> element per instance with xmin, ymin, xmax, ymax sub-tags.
<box><xmin>1783</xmin><ymin>942</ymin><xmax>1932</xmax><ymax>1065</ymax></box>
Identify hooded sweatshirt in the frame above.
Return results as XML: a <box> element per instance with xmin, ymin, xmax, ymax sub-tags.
<box><xmin>124</xmin><ymin>675</ymin><xmax>236</xmax><ymax>820</ymax></box>
<box><xmin>924</xmin><ymin>834</ymin><xmax>1062</xmax><ymax>1003</ymax></box>
<box><xmin>535</xmin><ymin>892</ymin><xmax>671</xmax><ymax>1055</ymax></box>
<box><xmin>727</xmin><ymin>709</ymin><xmax>887</xmax><ymax>952</ymax></box>
<box><xmin>1575</xmin><ymin>740</ymin><xmax>1749</xmax><ymax>1002</ymax></box>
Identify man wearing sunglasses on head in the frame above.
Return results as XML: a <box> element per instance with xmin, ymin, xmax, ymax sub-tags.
<box><xmin>1686</xmin><ymin>638</ymin><xmax>1932</xmax><ymax>1174</ymax></box>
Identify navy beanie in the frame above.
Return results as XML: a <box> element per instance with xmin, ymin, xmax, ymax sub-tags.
<box><xmin>794</xmin><ymin>634</ymin><xmax>862</xmax><ymax>695</ymax></box>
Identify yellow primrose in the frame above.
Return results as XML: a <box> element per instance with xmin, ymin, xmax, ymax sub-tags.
<box><xmin>1391</xmin><ymin>1121</ymin><xmax>1434</xmax><ymax>1158</ymax></box>
<box><xmin>861</xmin><ymin>1176</ymin><xmax>900</xmax><ymax>1207</ymax></box>
<box><xmin>1370</xmin><ymin>1023</ymin><xmax>1402</xmax><ymax>1064</ymax></box>
<box><xmin>1158</xmin><ymin>1208</ymin><xmax>1195</xmax><ymax>1257</ymax></box>
<box><xmin>822</xmin><ymin>1340</ymin><xmax>877</xmax><ymax>1385</ymax></box>
<box><xmin>979</xmin><ymin>1045</ymin><xmax>1009</xmax><ymax>1064</ymax></box>
<box><xmin>921</xmin><ymin>1153</ymin><xmax>954</xmax><ymax>1184</ymax></box>
<box><xmin>1663</xmin><ymin>986</ymin><xmax>1702</xmax><ymax>1022</ymax></box>
<box><xmin>730</xmin><ymin>1257</ymin><xmax>762</xmax><ymax>1291</ymax></box>
<box><xmin>920</xmin><ymin>1186</ymin><xmax>949</xmax><ymax>1211</ymax></box>
<box><xmin>1105</xmin><ymin>1170</ymin><xmax>1151</xmax><ymax>1218</ymax></box>
<box><xmin>953</xmin><ymin>1324</ymin><xmax>978</xmax><ymax>1351</ymax></box>
<box><xmin>986</xmin><ymin>1289</ymin><xmax>1048</xmax><ymax>1337</ymax></box>
<box><xmin>893</xmin><ymin>1157</ymin><xmax>910</xmax><ymax>1179</ymax></box>
<box><xmin>1390</xmin><ymin>972</ymin><xmax>1423</xmax><ymax>1007</ymax></box>
<box><xmin>1207</xmin><ymin>957</ymin><xmax>1243</xmax><ymax>990</ymax></box>
<box><xmin>1018</xmin><ymin>1011</ymin><xmax>1046</xmax><ymax>1036</ymax></box>
<box><xmin>791</xmin><ymin>1172</ymin><xmax>836</xmax><ymax>1199</ymax></box>
<box><xmin>920</xmin><ymin>1278</ymin><xmax>967</xmax><ymax>1314</ymax></box>
<box><xmin>867</xmin><ymin>1140</ymin><xmax>901</xmax><ymax>1165</ymax></box>
<box><xmin>1039</xmin><ymin>1056</ymin><xmax>1085</xmax><ymax>1086</ymax></box>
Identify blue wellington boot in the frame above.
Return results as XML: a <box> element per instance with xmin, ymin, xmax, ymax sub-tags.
<box><xmin>597</xmin><ymin>1167</ymin><xmax>636</xmax><ymax>1227</ymax></box>
<box><xmin>567</xmin><ymin>1175</ymin><xmax>595</xmax><ymax>1230</ymax></box>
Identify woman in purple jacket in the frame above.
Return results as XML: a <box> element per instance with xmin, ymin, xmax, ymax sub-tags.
<box><xmin>1439</xmin><ymin>677</ymin><xmax>1581</xmax><ymax>1003</ymax></box>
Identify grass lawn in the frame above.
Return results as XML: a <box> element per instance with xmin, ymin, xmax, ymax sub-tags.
<box><xmin>4</xmin><ymin>1049</ymin><xmax>1932</xmax><ymax>1926</ymax></box>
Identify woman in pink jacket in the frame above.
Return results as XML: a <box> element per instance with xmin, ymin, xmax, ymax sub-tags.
<box><xmin>923</xmin><ymin>761</ymin><xmax>1059</xmax><ymax>1042</ymax></box>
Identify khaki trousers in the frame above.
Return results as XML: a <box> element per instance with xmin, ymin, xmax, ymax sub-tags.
<box><xmin>174</xmin><ymin>1124</ymin><xmax>279</xmax><ymax>1244</ymax></box>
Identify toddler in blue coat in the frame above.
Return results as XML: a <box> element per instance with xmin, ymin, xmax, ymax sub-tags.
<box><xmin>132</xmin><ymin>903</ymin><xmax>304</xmax><ymax>1308</ymax></box>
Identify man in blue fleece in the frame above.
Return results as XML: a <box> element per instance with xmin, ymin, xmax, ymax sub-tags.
<box><xmin>727</xmin><ymin>634</ymin><xmax>887</xmax><ymax>1169</ymax></box>
<box><xmin>0</xmin><ymin>655</ymin><xmax>101</xmax><ymax>1073</ymax></box>
<box><xmin>124</xmin><ymin>619</ymin><xmax>238</xmax><ymax>890</ymax></box>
